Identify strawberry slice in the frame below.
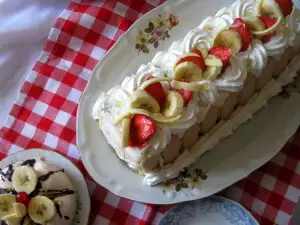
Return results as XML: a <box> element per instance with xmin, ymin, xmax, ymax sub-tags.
<box><xmin>145</xmin><ymin>76</ymin><xmax>166</xmax><ymax>107</ymax></box>
<box><xmin>175</xmin><ymin>89</ymin><xmax>193</xmax><ymax>106</ymax></box>
<box><xmin>208</xmin><ymin>47</ymin><xmax>232</xmax><ymax>68</ymax></box>
<box><xmin>176</xmin><ymin>55</ymin><xmax>206</xmax><ymax>71</ymax></box>
<box><xmin>258</xmin><ymin>16</ymin><xmax>277</xmax><ymax>43</ymax></box>
<box><xmin>191</xmin><ymin>48</ymin><xmax>206</xmax><ymax>71</ymax></box>
<box><xmin>275</xmin><ymin>0</ymin><xmax>293</xmax><ymax>17</ymax></box>
<box><xmin>129</xmin><ymin>114</ymin><xmax>156</xmax><ymax>148</ymax></box>
<box><xmin>230</xmin><ymin>18</ymin><xmax>252</xmax><ymax>51</ymax></box>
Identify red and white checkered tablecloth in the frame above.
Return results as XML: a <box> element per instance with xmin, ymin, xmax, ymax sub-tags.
<box><xmin>0</xmin><ymin>0</ymin><xmax>299</xmax><ymax>224</ymax></box>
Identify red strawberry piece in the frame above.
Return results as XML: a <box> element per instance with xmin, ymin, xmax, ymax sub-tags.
<box><xmin>176</xmin><ymin>55</ymin><xmax>206</xmax><ymax>71</ymax></box>
<box><xmin>258</xmin><ymin>16</ymin><xmax>277</xmax><ymax>43</ymax></box>
<box><xmin>16</xmin><ymin>192</ymin><xmax>30</xmax><ymax>206</ymax></box>
<box><xmin>230</xmin><ymin>18</ymin><xmax>252</xmax><ymax>51</ymax></box>
<box><xmin>208</xmin><ymin>47</ymin><xmax>232</xmax><ymax>68</ymax></box>
<box><xmin>128</xmin><ymin>114</ymin><xmax>156</xmax><ymax>148</ymax></box>
<box><xmin>176</xmin><ymin>89</ymin><xmax>193</xmax><ymax>106</ymax></box>
<box><xmin>191</xmin><ymin>48</ymin><xmax>206</xmax><ymax>70</ymax></box>
<box><xmin>145</xmin><ymin>76</ymin><xmax>166</xmax><ymax>107</ymax></box>
<box><xmin>275</xmin><ymin>0</ymin><xmax>293</xmax><ymax>16</ymax></box>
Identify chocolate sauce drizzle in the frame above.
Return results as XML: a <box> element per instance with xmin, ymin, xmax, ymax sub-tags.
<box><xmin>29</xmin><ymin>169</ymin><xmax>64</xmax><ymax>198</ymax></box>
<box><xmin>0</xmin><ymin>164</ymin><xmax>14</xmax><ymax>182</ymax></box>
<box><xmin>39</xmin><ymin>189</ymin><xmax>75</xmax><ymax>200</ymax></box>
<box><xmin>21</xmin><ymin>159</ymin><xmax>36</xmax><ymax>167</ymax></box>
<box><xmin>54</xmin><ymin>202</ymin><xmax>63</xmax><ymax>218</ymax></box>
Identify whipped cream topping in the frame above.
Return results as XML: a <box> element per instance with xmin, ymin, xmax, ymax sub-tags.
<box><xmin>264</xmin><ymin>28</ymin><xmax>289</xmax><ymax>58</ymax></box>
<box><xmin>214</xmin><ymin>56</ymin><xmax>248</xmax><ymax>92</ymax></box>
<box><xmin>199</xmin><ymin>16</ymin><xmax>231</xmax><ymax>36</ymax></box>
<box><xmin>286</xmin><ymin>8</ymin><xmax>300</xmax><ymax>46</ymax></box>
<box><xmin>182</xmin><ymin>29</ymin><xmax>212</xmax><ymax>53</ymax></box>
<box><xmin>243</xmin><ymin>39</ymin><xmax>268</xmax><ymax>76</ymax></box>
<box><xmin>163</xmin><ymin>97</ymin><xmax>199</xmax><ymax>137</ymax></box>
<box><xmin>230</xmin><ymin>0</ymin><xmax>258</xmax><ymax>19</ymax></box>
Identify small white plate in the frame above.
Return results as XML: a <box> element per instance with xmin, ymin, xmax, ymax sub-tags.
<box><xmin>158</xmin><ymin>196</ymin><xmax>258</xmax><ymax>225</ymax></box>
<box><xmin>0</xmin><ymin>149</ymin><xmax>91</xmax><ymax>225</ymax></box>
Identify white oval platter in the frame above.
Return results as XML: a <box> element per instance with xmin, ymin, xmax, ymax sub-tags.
<box><xmin>76</xmin><ymin>0</ymin><xmax>300</xmax><ymax>204</ymax></box>
<box><xmin>0</xmin><ymin>149</ymin><xmax>91</xmax><ymax>225</ymax></box>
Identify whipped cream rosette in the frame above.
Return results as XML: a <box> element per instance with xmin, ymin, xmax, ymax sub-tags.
<box><xmin>93</xmin><ymin>0</ymin><xmax>299</xmax><ymax>186</ymax></box>
<box><xmin>0</xmin><ymin>158</ymin><xmax>77</xmax><ymax>225</ymax></box>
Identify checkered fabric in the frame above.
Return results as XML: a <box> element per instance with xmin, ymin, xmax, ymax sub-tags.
<box><xmin>0</xmin><ymin>0</ymin><xmax>299</xmax><ymax>224</ymax></box>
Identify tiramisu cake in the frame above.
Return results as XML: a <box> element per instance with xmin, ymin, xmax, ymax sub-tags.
<box><xmin>92</xmin><ymin>0</ymin><xmax>300</xmax><ymax>186</ymax></box>
<box><xmin>0</xmin><ymin>158</ymin><xmax>77</xmax><ymax>225</ymax></box>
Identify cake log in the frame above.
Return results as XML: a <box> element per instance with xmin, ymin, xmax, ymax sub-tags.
<box><xmin>238</xmin><ymin>72</ymin><xmax>256</xmax><ymax>105</ymax></box>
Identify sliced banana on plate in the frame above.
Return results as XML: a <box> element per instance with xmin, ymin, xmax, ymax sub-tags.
<box><xmin>28</xmin><ymin>196</ymin><xmax>56</xmax><ymax>224</ymax></box>
<box><xmin>121</xmin><ymin>118</ymin><xmax>131</xmax><ymax>148</ymax></box>
<box><xmin>194</xmin><ymin>46</ymin><xmax>208</xmax><ymax>58</ymax></box>
<box><xmin>171</xmin><ymin>80</ymin><xmax>209</xmax><ymax>92</ymax></box>
<box><xmin>115</xmin><ymin>108</ymin><xmax>181</xmax><ymax>124</ymax></box>
<box><xmin>174</xmin><ymin>52</ymin><xmax>204</xmax><ymax>82</ymax></box>
<box><xmin>12</xmin><ymin>166</ymin><xmax>38</xmax><ymax>194</ymax></box>
<box><xmin>213</xmin><ymin>29</ymin><xmax>242</xmax><ymax>53</ymax></box>
<box><xmin>258</xmin><ymin>0</ymin><xmax>284</xmax><ymax>18</ymax></box>
<box><xmin>151</xmin><ymin>113</ymin><xmax>182</xmax><ymax>123</ymax></box>
<box><xmin>114</xmin><ymin>109</ymin><xmax>150</xmax><ymax>124</ymax></box>
<box><xmin>205</xmin><ymin>54</ymin><xmax>223</xmax><ymax>67</ymax></box>
<box><xmin>243</xmin><ymin>16</ymin><xmax>265</xmax><ymax>32</ymax></box>
<box><xmin>139</xmin><ymin>77</ymin><xmax>172</xmax><ymax>90</ymax></box>
<box><xmin>0</xmin><ymin>194</ymin><xmax>16</xmax><ymax>218</ymax></box>
<box><xmin>203</xmin><ymin>54</ymin><xmax>223</xmax><ymax>80</ymax></box>
<box><xmin>252</xmin><ymin>16</ymin><xmax>283</xmax><ymax>37</ymax></box>
<box><xmin>2</xmin><ymin>213</ymin><xmax>20</xmax><ymax>225</ymax></box>
<box><xmin>13</xmin><ymin>203</ymin><xmax>27</xmax><ymax>218</ymax></box>
<box><xmin>130</xmin><ymin>90</ymin><xmax>160</xmax><ymax>113</ymax></box>
<box><xmin>161</xmin><ymin>91</ymin><xmax>184</xmax><ymax>118</ymax></box>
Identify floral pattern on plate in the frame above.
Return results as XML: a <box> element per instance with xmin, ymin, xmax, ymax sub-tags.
<box><xmin>135</xmin><ymin>14</ymin><xmax>179</xmax><ymax>54</ymax></box>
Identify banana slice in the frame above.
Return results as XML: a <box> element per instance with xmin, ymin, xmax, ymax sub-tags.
<box><xmin>258</xmin><ymin>0</ymin><xmax>284</xmax><ymax>18</ymax></box>
<box><xmin>2</xmin><ymin>213</ymin><xmax>20</xmax><ymax>225</ymax></box>
<box><xmin>151</xmin><ymin>113</ymin><xmax>182</xmax><ymax>123</ymax></box>
<box><xmin>213</xmin><ymin>29</ymin><xmax>242</xmax><ymax>53</ymax></box>
<box><xmin>130</xmin><ymin>90</ymin><xmax>160</xmax><ymax>113</ymax></box>
<box><xmin>28</xmin><ymin>196</ymin><xmax>56</xmax><ymax>224</ymax></box>
<box><xmin>252</xmin><ymin>16</ymin><xmax>283</xmax><ymax>36</ymax></box>
<box><xmin>12</xmin><ymin>166</ymin><xmax>38</xmax><ymax>194</ymax></box>
<box><xmin>161</xmin><ymin>91</ymin><xmax>184</xmax><ymax>117</ymax></box>
<box><xmin>170</xmin><ymin>80</ymin><xmax>209</xmax><ymax>92</ymax></box>
<box><xmin>139</xmin><ymin>77</ymin><xmax>172</xmax><ymax>90</ymax></box>
<box><xmin>121</xmin><ymin>118</ymin><xmax>131</xmax><ymax>148</ymax></box>
<box><xmin>13</xmin><ymin>203</ymin><xmax>27</xmax><ymax>218</ymax></box>
<box><xmin>174</xmin><ymin>52</ymin><xmax>204</xmax><ymax>82</ymax></box>
<box><xmin>114</xmin><ymin>109</ymin><xmax>150</xmax><ymax>124</ymax></box>
<box><xmin>205</xmin><ymin>55</ymin><xmax>223</xmax><ymax>67</ymax></box>
<box><xmin>203</xmin><ymin>55</ymin><xmax>223</xmax><ymax>80</ymax></box>
<box><xmin>195</xmin><ymin>46</ymin><xmax>208</xmax><ymax>58</ymax></box>
<box><xmin>0</xmin><ymin>194</ymin><xmax>16</xmax><ymax>218</ymax></box>
<box><xmin>203</xmin><ymin>66</ymin><xmax>222</xmax><ymax>80</ymax></box>
<box><xmin>243</xmin><ymin>16</ymin><xmax>265</xmax><ymax>32</ymax></box>
<box><xmin>174</xmin><ymin>62</ymin><xmax>203</xmax><ymax>82</ymax></box>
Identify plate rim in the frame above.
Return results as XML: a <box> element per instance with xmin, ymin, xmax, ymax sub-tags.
<box><xmin>158</xmin><ymin>195</ymin><xmax>259</xmax><ymax>225</ymax></box>
<box><xmin>0</xmin><ymin>148</ymin><xmax>91</xmax><ymax>225</ymax></box>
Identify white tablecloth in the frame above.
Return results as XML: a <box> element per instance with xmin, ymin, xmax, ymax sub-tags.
<box><xmin>0</xmin><ymin>0</ymin><xmax>68</xmax><ymax>127</ymax></box>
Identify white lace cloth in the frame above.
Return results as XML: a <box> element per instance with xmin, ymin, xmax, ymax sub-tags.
<box><xmin>0</xmin><ymin>0</ymin><xmax>68</xmax><ymax>128</ymax></box>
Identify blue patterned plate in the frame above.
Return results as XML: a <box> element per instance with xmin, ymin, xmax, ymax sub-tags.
<box><xmin>158</xmin><ymin>196</ymin><xmax>258</xmax><ymax>225</ymax></box>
